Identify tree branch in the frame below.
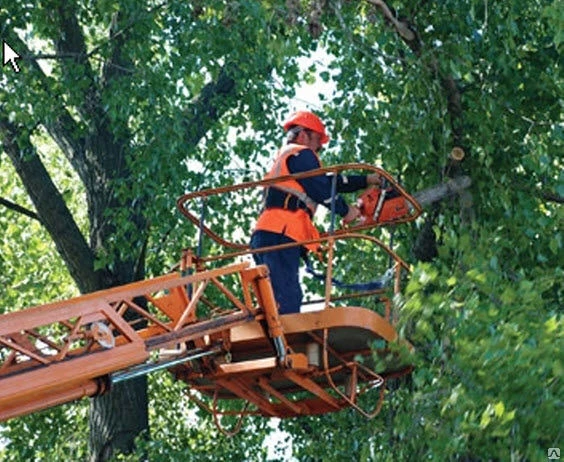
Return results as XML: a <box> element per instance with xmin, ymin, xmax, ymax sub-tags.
<box><xmin>49</xmin><ymin>2</ymin><xmax>129</xmax><ymax>181</ymax></box>
<box><xmin>440</xmin><ymin>75</ymin><xmax>465</xmax><ymax>148</ymax></box>
<box><xmin>540</xmin><ymin>190</ymin><xmax>564</xmax><ymax>204</ymax></box>
<box><xmin>182</xmin><ymin>64</ymin><xmax>238</xmax><ymax>146</ymax></box>
<box><xmin>2</xmin><ymin>33</ymin><xmax>90</xmax><ymax>185</ymax></box>
<box><xmin>0</xmin><ymin>197</ymin><xmax>40</xmax><ymax>221</ymax></box>
<box><xmin>0</xmin><ymin>117</ymin><xmax>108</xmax><ymax>293</ymax></box>
<box><xmin>51</xmin><ymin>3</ymin><xmax>97</xmax><ymax>109</ymax></box>
<box><xmin>365</xmin><ymin>0</ymin><xmax>465</xmax><ymax>155</ymax></box>
<box><xmin>366</xmin><ymin>0</ymin><xmax>420</xmax><ymax>51</ymax></box>
<box><xmin>44</xmin><ymin>6</ymin><xmax>135</xmax><ymax>252</ymax></box>
<box><xmin>102</xmin><ymin>11</ymin><xmax>134</xmax><ymax>85</ymax></box>
<box><xmin>412</xmin><ymin>176</ymin><xmax>473</xmax><ymax>261</ymax></box>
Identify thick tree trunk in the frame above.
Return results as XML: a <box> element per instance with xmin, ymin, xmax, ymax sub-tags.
<box><xmin>89</xmin><ymin>378</ymin><xmax>148</xmax><ymax>462</ymax></box>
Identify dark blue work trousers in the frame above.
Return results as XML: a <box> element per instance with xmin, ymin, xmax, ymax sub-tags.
<box><xmin>250</xmin><ymin>230</ymin><xmax>302</xmax><ymax>314</ymax></box>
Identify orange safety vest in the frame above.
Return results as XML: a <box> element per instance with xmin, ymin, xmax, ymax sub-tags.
<box><xmin>254</xmin><ymin>144</ymin><xmax>321</xmax><ymax>252</ymax></box>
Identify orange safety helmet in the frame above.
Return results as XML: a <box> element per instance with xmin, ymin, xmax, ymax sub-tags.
<box><xmin>282</xmin><ymin>110</ymin><xmax>330</xmax><ymax>144</ymax></box>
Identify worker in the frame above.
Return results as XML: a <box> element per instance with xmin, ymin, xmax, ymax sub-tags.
<box><xmin>250</xmin><ymin>110</ymin><xmax>382</xmax><ymax>314</ymax></box>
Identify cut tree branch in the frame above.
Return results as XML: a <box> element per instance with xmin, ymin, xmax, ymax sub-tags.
<box><xmin>413</xmin><ymin>176</ymin><xmax>472</xmax><ymax>208</ymax></box>
<box><xmin>365</xmin><ymin>0</ymin><xmax>467</xmax><ymax>194</ymax></box>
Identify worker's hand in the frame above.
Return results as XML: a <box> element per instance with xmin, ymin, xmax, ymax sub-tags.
<box><xmin>342</xmin><ymin>205</ymin><xmax>361</xmax><ymax>225</ymax></box>
<box><xmin>366</xmin><ymin>173</ymin><xmax>383</xmax><ymax>186</ymax></box>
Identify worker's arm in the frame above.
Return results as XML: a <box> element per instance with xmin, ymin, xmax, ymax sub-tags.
<box><xmin>287</xmin><ymin>150</ymin><xmax>371</xmax><ymax>216</ymax></box>
<box><xmin>335</xmin><ymin>173</ymin><xmax>382</xmax><ymax>192</ymax></box>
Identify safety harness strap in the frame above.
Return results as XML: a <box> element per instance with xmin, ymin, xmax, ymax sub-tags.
<box><xmin>264</xmin><ymin>187</ymin><xmax>314</xmax><ymax>217</ymax></box>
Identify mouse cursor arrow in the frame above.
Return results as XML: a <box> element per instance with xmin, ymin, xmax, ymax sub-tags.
<box><xmin>3</xmin><ymin>41</ymin><xmax>21</xmax><ymax>73</ymax></box>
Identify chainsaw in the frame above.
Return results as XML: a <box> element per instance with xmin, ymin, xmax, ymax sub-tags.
<box><xmin>356</xmin><ymin>185</ymin><xmax>411</xmax><ymax>225</ymax></box>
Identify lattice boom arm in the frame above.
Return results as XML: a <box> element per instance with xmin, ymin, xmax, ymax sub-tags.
<box><xmin>0</xmin><ymin>262</ymin><xmax>261</xmax><ymax>421</ymax></box>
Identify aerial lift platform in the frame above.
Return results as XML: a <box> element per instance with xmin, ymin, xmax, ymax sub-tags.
<box><xmin>0</xmin><ymin>164</ymin><xmax>421</xmax><ymax>428</ymax></box>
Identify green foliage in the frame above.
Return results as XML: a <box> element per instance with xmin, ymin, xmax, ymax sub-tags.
<box><xmin>394</xmin><ymin>236</ymin><xmax>563</xmax><ymax>459</ymax></box>
<box><xmin>109</xmin><ymin>373</ymin><xmax>271</xmax><ymax>461</ymax></box>
<box><xmin>0</xmin><ymin>404</ymin><xmax>89</xmax><ymax>461</ymax></box>
<box><xmin>0</xmin><ymin>138</ymin><xmax>81</xmax><ymax>311</ymax></box>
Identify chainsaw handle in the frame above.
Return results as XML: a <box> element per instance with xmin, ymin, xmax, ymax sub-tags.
<box><xmin>342</xmin><ymin>205</ymin><xmax>362</xmax><ymax>225</ymax></box>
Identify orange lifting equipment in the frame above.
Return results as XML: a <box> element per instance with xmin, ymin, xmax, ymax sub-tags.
<box><xmin>0</xmin><ymin>164</ymin><xmax>421</xmax><ymax>426</ymax></box>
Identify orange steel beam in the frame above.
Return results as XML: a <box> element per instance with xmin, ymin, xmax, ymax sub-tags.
<box><xmin>214</xmin><ymin>353</ymin><xmax>309</xmax><ymax>377</ymax></box>
<box><xmin>229</xmin><ymin>307</ymin><xmax>398</xmax><ymax>345</ymax></box>
<box><xmin>282</xmin><ymin>370</ymin><xmax>341</xmax><ymax>410</ymax></box>
<box><xmin>173</xmin><ymin>280</ymin><xmax>208</xmax><ymax>330</ymax></box>
<box><xmin>0</xmin><ymin>380</ymin><xmax>104</xmax><ymax>422</ymax></box>
<box><xmin>0</xmin><ymin>262</ymin><xmax>250</xmax><ymax>343</ymax></box>
<box><xmin>214</xmin><ymin>377</ymin><xmax>279</xmax><ymax>417</ymax></box>
<box><xmin>267</xmin><ymin>395</ymin><xmax>346</xmax><ymax>418</ymax></box>
<box><xmin>0</xmin><ymin>261</ymin><xmax>270</xmax><ymax>421</ymax></box>
<box><xmin>256</xmin><ymin>377</ymin><xmax>304</xmax><ymax>415</ymax></box>
<box><xmin>0</xmin><ymin>344</ymin><xmax>145</xmax><ymax>421</ymax></box>
<box><xmin>210</xmin><ymin>276</ymin><xmax>251</xmax><ymax>313</ymax></box>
